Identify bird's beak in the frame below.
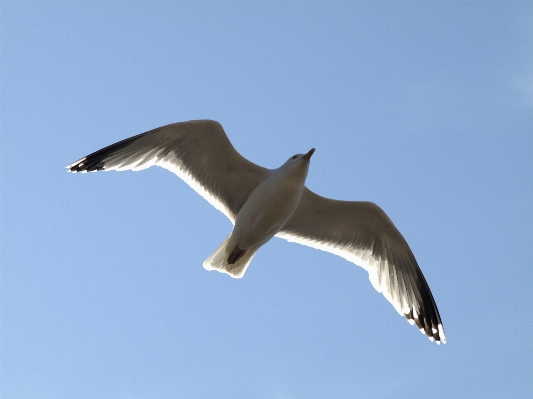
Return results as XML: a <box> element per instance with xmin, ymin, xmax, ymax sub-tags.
<box><xmin>301</xmin><ymin>148</ymin><xmax>315</xmax><ymax>162</ymax></box>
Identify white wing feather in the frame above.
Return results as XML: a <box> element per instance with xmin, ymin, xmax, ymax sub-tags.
<box><xmin>278</xmin><ymin>188</ymin><xmax>446</xmax><ymax>344</ymax></box>
<box><xmin>68</xmin><ymin>120</ymin><xmax>269</xmax><ymax>223</ymax></box>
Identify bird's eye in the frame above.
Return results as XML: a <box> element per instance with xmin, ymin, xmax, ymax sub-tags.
<box><xmin>291</xmin><ymin>155</ymin><xmax>297</xmax><ymax>159</ymax></box>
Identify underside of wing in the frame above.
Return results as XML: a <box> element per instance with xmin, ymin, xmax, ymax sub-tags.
<box><xmin>278</xmin><ymin>188</ymin><xmax>446</xmax><ymax>344</ymax></box>
<box><xmin>67</xmin><ymin>120</ymin><xmax>270</xmax><ymax>222</ymax></box>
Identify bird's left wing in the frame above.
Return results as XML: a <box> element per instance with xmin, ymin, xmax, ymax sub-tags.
<box><xmin>67</xmin><ymin>120</ymin><xmax>270</xmax><ymax>222</ymax></box>
<box><xmin>277</xmin><ymin>188</ymin><xmax>446</xmax><ymax>344</ymax></box>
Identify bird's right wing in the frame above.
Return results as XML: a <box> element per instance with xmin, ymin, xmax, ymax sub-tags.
<box><xmin>67</xmin><ymin>120</ymin><xmax>270</xmax><ymax>222</ymax></box>
<box><xmin>277</xmin><ymin>188</ymin><xmax>445</xmax><ymax>344</ymax></box>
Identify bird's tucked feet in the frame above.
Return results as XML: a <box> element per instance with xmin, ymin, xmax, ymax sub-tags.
<box><xmin>227</xmin><ymin>246</ymin><xmax>247</xmax><ymax>265</ymax></box>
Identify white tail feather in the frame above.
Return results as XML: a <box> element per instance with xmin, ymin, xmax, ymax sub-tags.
<box><xmin>203</xmin><ymin>235</ymin><xmax>257</xmax><ymax>278</ymax></box>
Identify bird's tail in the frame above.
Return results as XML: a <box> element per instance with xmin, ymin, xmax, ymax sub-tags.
<box><xmin>203</xmin><ymin>235</ymin><xmax>257</xmax><ymax>278</ymax></box>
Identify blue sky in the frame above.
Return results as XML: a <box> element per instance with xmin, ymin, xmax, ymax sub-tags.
<box><xmin>1</xmin><ymin>2</ymin><xmax>532</xmax><ymax>398</ymax></box>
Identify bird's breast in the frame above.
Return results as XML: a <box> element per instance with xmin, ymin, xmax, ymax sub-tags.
<box><xmin>230</xmin><ymin>174</ymin><xmax>305</xmax><ymax>249</ymax></box>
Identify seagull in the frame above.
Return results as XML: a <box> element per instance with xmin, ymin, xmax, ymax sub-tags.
<box><xmin>67</xmin><ymin>119</ymin><xmax>446</xmax><ymax>344</ymax></box>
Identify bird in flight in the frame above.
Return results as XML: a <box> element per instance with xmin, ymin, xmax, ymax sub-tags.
<box><xmin>67</xmin><ymin>119</ymin><xmax>446</xmax><ymax>344</ymax></box>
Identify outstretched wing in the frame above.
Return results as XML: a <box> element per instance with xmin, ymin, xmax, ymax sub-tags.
<box><xmin>67</xmin><ymin>120</ymin><xmax>270</xmax><ymax>222</ymax></box>
<box><xmin>277</xmin><ymin>188</ymin><xmax>446</xmax><ymax>344</ymax></box>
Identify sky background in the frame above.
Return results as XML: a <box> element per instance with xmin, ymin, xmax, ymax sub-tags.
<box><xmin>1</xmin><ymin>2</ymin><xmax>532</xmax><ymax>398</ymax></box>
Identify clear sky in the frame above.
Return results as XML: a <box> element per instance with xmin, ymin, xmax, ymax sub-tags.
<box><xmin>1</xmin><ymin>2</ymin><xmax>532</xmax><ymax>398</ymax></box>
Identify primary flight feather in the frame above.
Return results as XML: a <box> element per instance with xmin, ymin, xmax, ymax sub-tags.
<box><xmin>67</xmin><ymin>119</ymin><xmax>446</xmax><ymax>344</ymax></box>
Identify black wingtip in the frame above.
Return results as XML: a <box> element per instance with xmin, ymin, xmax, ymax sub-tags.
<box><xmin>403</xmin><ymin>309</ymin><xmax>446</xmax><ymax>344</ymax></box>
<box><xmin>67</xmin><ymin>157</ymin><xmax>107</xmax><ymax>173</ymax></box>
<box><xmin>66</xmin><ymin>130</ymin><xmax>149</xmax><ymax>174</ymax></box>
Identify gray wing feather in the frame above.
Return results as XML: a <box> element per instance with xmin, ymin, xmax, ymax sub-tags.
<box><xmin>277</xmin><ymin>188</ymin><xmax>446</xmax><ymax>344</ymax></box>
<box><xmin>67</xmin><ymin>120</ymin><xmax>269</xmax><ymax>222</ymax></box>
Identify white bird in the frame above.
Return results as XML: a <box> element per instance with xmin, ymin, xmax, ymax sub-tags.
<box><xmin>67</xmin><ymin>119</ymin><xmax>446</xmax><ymax>344</ymax></box>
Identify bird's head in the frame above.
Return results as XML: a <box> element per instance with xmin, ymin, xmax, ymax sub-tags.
<box><xmin>279</xmin><ymin>148</ymin><xmax>315</xmax><ymax>178</ymax></box>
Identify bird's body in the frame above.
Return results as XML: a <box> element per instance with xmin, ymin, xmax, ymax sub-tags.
<box><xmin>68</xmin><ymin>119</ymin><xmax>446</xmax><ymax>344</ymax></box>
<box><xmin>206</xmin><ymin>148</ymin><xmax>313</xmax><ymax>277</ymax></box>
<box><xmin>204</xmin><ymin>151</ymin><xmax>312</xmax><ymax>277</ymax></box>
